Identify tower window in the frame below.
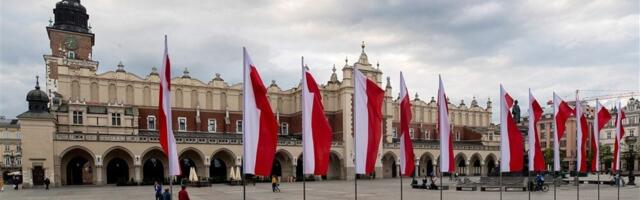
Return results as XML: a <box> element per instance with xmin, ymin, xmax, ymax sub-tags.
<box><xmin>178</xmin><ymin>117</ymin><xmax>187</xmax><ymax>132</ymax></box>
<box><xmin>68</xmin><ymin>51</ymin><xmax>76</xmax><ymax>59</ymax></box>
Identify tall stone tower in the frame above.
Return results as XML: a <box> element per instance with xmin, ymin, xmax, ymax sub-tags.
<box><xmin>44</xmin><ymin>0</ymin><xmax>97</xmax><ymax>103</ymax></box>
<box><xmin>17</xmin><ymin>78</ymin><xmax>57</xmax><ymax>188</ymax></box>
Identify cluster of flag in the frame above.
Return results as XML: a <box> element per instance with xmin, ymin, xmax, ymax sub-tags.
<box><xmin>155</xmin><ymin>38</ymin><xmax>628</xmax><ymax>180</ymax></box>
<box><xmin>501</xmin><ymin>87</ymin><xmax>625</xmax><ymax>174</ymax></box>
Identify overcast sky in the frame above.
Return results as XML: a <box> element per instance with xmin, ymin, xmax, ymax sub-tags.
<box><xmin>1</xmin><ymin>0</ymin><xmax>638</xmax><ymax>122</ymax></box>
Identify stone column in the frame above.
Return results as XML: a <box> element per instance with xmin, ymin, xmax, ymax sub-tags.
<box><xmin>466</xmin><ymin>159</ymin><xmax>471</xmax><ymax>176</ymax></box>
<box><xmin>95</xmin><ymin>165</ymin><xmax>103</xmax><ymax>185</ymax></box>
<box><xmin>480</xmin><ymin>161</ymin><xmax>486</xmax><ymax>177</ymax></box>
<box><xmin>134</xmin><ymin>155</ymin><xmax>141</xmax><ymax>183</ymax></box>
<box><xmin>204</xmin><ymin>156</ymin><xmax>211</xmax><ymax>179</ymax></box>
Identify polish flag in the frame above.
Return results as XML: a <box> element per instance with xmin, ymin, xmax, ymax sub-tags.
<box><xmin>499</xmin><ymin>85</ymin><xmax>524</xmax><ymax>172</ymax></box>
<box><xmin>354</xmin><ymin>69</ymin><xmax>385</xmax><ymax>175</ymax></box>
<box><xmin>242</xmin><ymin>47</ymin><xmax>278</xmax><ymax>176</ymax></box>
<box><xmin>399</xmin><ymin>72</ymin><xmax>415</xmax><ymax>176</ymax></box>
<box><xmin>302</xmin><ymin>61</ymin><xmax>333</xmax><ymax>175</ymax></box>
<box><xmin>575</xmin><ymin>94</ymin><xmax>589</xmax><ymax>173</ymax></box>
<box><xmin>591</xmin><ymin>100</ymin><xmax>611</xmax><ymax>172</ymax></box>
<box><xmin>528</xmin><ymin>89</ymin><xmax>545</xmax><ymax>172</ymax></box>
<box><xmin>438</xmin><ymin>75</ymin><xmax>454</xmax><ymax>173</ymax></box>
<box><xmin>553</xmin><ymin>93</ymin><xmax>574</xmax><ymax>171</ymax></box>
<box><xmin>612</xmin><ymin>101</ymin><xmax>626</xmax><ymax>172</ymax></box>
<box><xmin>157</xmin><ymin>36</ymin><xmax>180</xmax><ymax>176</ymax></box>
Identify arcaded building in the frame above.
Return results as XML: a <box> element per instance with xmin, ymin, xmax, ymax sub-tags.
<box><xmin>18</xmin><ymin>0</ymin><xmax>500</xmax><ymax>187</ymax></box>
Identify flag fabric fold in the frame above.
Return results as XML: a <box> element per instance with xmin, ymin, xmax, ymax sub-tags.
<box><xmin>399</xmin><ymin>72</ymin><xmax>415</xmax><ymax>176</ymax></box>
<box><xmin>302</xmin><ymin>63</ymin><xmax>333</xmax><ymax>175</ymax></box>
<box><xmin>612</xmin><ymin>101</ymin><xmax>626</xmax><ymax>172</ymax></box>
<box><xmin>575</xmin><ymin>94</ymin><xmax>589</xmax><ymax>173</ymax></box>
<box><xmin>553</xmin><ymin>93</ymin><xmax>574</xmax><ymax>171</ymax></box>
<box><xmin>354</xmin><ymin>69</ymin><xmax>385</xmax><ymax>175</ymax></box>
<box><xmin>438</xmin><ymin>75</ymin><xmax>454</xmax><ymax>173</ymax></box>
<box><xmin>499</xmin><ymin>85</ymin><xmax>524</xmax><ymax>172</ymax></box>
<box><xmin>157</xmin><ymin>35</ymin><xmax>180</xmax><ymax>176</ymax></box>
<box><xmin>591</xmin><ymin>100</ymin><xmax>611</xmax><ymax>172</ymax></box>
<box><xmin>242</xmin><ymin>47</ymin><xmax>279</xmax><ymax>176</ymax></box>
<box><xmin>528</xmin><ymin>89</ymin><xmax>545</xmax><ymax>172</ymax></box>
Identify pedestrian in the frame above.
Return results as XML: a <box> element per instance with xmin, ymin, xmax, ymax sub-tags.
<box><xmin>44</xmin><ymin>177</ymin><xmax>50</xmax><ymax>190</ymax></box>
<box><xmin>0</xmin><ymin>178</ymin><xmax>4</xmax><ymax>192</ymax></box>
<box><xmin>178</xmin><ymin>185</ymin><xmax>190</xmax><ymax>200</ymax></box>
<box><xmin>154</xmin><ymin>182</ymin><xmax>163</xmax><ymax>200</ymax></box>
<box><xmin>13</xmin><ymin>176</ymin><xmax>19</xmax><ymax>190</ymax></box>
<box><xmin>271</xmin><ymin>176</ymin><xmax>281</xmax><ymax>192</ymax></box>
<box><xmin>162</xmin><ymin>188</ymin><xmax>171</xmax><ymax>200</ymax></box>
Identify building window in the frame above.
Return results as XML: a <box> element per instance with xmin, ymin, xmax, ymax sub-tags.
<box><xmin>540</xmin><ymin>131</ymin><xmax>546</xmax><ymax>139</ymax></box>
<box><xmin>392</xmin><ymin>128</ymin><xmax>397</xmax><ymax>139</ymax></box>
<box><xmin>425</xmin><ymin>130</ymin><xmax>431</xmax><ymax>140</ymax></box>
<box><xmin>409</xmin><ymin>128</ymin><xmax>415</xmax><ymax>139</ymax></box>
<box><xmin>489</xmin><ymin>133</ymin><xmax>494</xmax><ymax>141</ymax></box>
<box><xmin>4</xmin><ymin>145</ymin><xmax>8</xmax><ymax>151</ymax></box>
<box><xmin>147</xmin><ymin>116</ymin><xmax>156</xmax><ymax>130</ymax></box>
<box><xmin>540</xmin><ymin>124</ymin><xmax>545</xmax><ymax>129</ymax></box>
<box><xmin>456</xmin><ymin>131</ymin><xmax>461</xmax><ymax>141</ymax></box>
<box><xmin>16</xmin><ymin>145</ymin><xmax>21</xmax><ymax>152</ymax></box>
<box><xmin>208</xmin><ymin>119</ymin><xmax>217</xmax><ymax>133</ymax></box>
<box><xmin>630</xmin><ymin>130</ymin><xmax>635</xmax><ymax>137</ymax></box>
<box><xmin>178</xmin><ymin>117</ymin><xmax>187</xmax><ymax>132</ymax></box>
<box><xmin>541</xmin><ymin>142</ymin><xmax>547</xmax><ymax>148</ymax></box>
<box><xmin>73</xmin><ymin>111</ymin><xmax>83</xmax><ymax>124</ymax></box>
<box><xmin>236</xmin><ymin>120</ymin><xmax>243</xmax><ymax>133</ymax></box>
<box><xmin>607</xmin><ymin>131</ymin><xmax>612</xmax><ymax>139</ymax></box>
<box><xmin>15</xmin><ymin>157</ymin><xmax>21</xmax><ymax>166</ymax></box>
<box><xmin>68</xmin><ymin>51</ymin><xmax>76</xmax><ymax>59</ymax></box>
<box><xmin>4</xmin><ymin>157</ymin><xmax>9</xmax><ymax>166</ymax></box>
<box><xmin>111</xmin><ymin>113</ymin><xmax>122</xmax><ymax>126</ymax></box>
<box><xmin>280</xmin><ymin>122</ymin><xmax>289</xmax><ymax>135</ymax></box>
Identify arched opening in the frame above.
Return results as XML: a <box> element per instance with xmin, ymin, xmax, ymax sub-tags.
<box><xmin>296</xmin><ymin>155</ymin><xmax>304</xmax><ymax>181</ymax></box>
<box><xmin>143</xmin><ymin>158</ymin><xmax>165</xmax><ymax>184</ymax></box>
<box><xmin>455</xmin><ymin>153</ymin><xmax>467</xmax><ymax>176</ymax></box>
<box><xmin>210</xmin><ymin>150</ymin><xmax>236</xmax><ymax>183</ymax></box>
<box><xmin>106</xmin><ymin>158</ymin><xmax>129</xmax><ymax>184</ymax></box>
<box><xmin>470</xmin><ymin>154</ymin><xmax>482</xmax><ymax>176</ymax></box>
<box><xmin>271</xmin><ymin>160</ymin><xmax>282</xmax><ymax>177</ymax></box>
<box><xmin>103</xmin><ymin>148</ymin><xmax>134</xmax><ymax>185</ymax></box>
<box><xmin>142</xmin><ymin>148</ymin><xmax>167</xmax><ymax>184</ymax></box>
<box><xmin>61</xmin><ymin>148</ymin><xmax>94</xmax><ymax>185</ymax></box>
<box><xmin>325</xmin><ymin>152</ymin><xmax>343</xmax><ymax>180</ymax></box>
<box><xmin>419</xmin><ymin>152</ymin><xmax>435</xmax><ymax>178</ymax></box>
<box><xmin>382</xmin><ymin>152</ymin><xmax>397</xmax><ymax>178</ymax></box>
<box><xmin>485</xmin><ymin>154</ymin><xmax>497</xmax><ymax>176</ymax></box>
<box><xmin>271</xmin><ymin>150</ymin><xmax>293</xmax><ymax>179</ymax></box>
<box><xmin>179</xmin><ymin>149</ymin><xmax>205</xmax><ymax>182</ymax></box>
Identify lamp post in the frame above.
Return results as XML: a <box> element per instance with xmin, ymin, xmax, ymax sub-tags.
<box><xmin>624</xmin><ymin>136</ymin><xmax>637</xmax><ymax>185</ymax></box>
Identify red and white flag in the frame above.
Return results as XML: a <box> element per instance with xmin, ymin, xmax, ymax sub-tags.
<box><xmin>399</xmin><ymin>72</ymin><xmax>415</xmax><ymax>176</ymax></box>
<box><xmin>438</xmin><ymin>75</ymin><xmax>454</xmax><ymax>173</ymax></box>
<box><xmin>575</xmin><ymin>94</ymin><xmax>589</xmax><ymax>173</ymax></box>
<box><xmin>553</xmin><ymin>93</ymin><xmax>574</xmax><ymax>171</ymax></box>
<box><xmin>354</xmin><ymin>69</ymin><xmax>385</xmax><ymax>175</ymax></box>
<box><xmin>302</xmin><ymin>61</ymin><xmax>333</xmax><ymax>175</ymax></box>
<box><xmin>157</xmin><ymin>36</ymin><xmax>180</xmax><ymax>176</ymax></box>
<box><xmin>242</xmin><ymin>47</ymin><xmax>278</xmax><ymax>176</ymax></box>
<box><xmin>528</xmin><ymin>89</ymin><xmax>545</xmax><ymax>172</ymax></box>
<box><xmin>499</xmin><ymin>85</ymin><xmax>524</xmax><ymax>172</ymax></box>
<box><xmin>591</xmin><ymin>100</ymin><xmax>611</xmax><ymax>172</ymax></box>
<box><xmin>612</xmin><ymin>101</ymin><xmax>626</xmax><ymax>172</ymax></box>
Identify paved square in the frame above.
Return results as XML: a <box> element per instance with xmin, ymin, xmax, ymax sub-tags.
<box><xmin>1</xmin><ymin>179</ymin><xmax>638</xmax><ymax>200</ymax></box>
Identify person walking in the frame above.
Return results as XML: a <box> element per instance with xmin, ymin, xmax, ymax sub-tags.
<box><xmin>162</xmin><ymin>188</ymin><xmax>171</xmax><ymax>200</ymax></box>
<box><xmin>154</xmin><ymin>182</ymin><xmax>163</xmax><ymax>200</ymax></box>
<box><xmin>0</xmin><ymin>178</ymin><xmax>4</xmax><ymax>192</ymax></box>
<box><xmin>178</xmin><ymin>185</ymin><xmax>190</xmax><ymax>200</ymax></box>
<box><xmin>44</xmin><ymin>177</ymin><xmax>50</xmax><ymax>190</ymax></box>
<box><xmin>13</xmin><ymin>176</ymin><xmax>19</xmax><ymax>190</ymax></box>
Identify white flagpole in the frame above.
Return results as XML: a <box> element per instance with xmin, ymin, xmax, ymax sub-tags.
<box><xmin>301</xmin><ymin>56</ymin><xmax>306</xmax><ymax>200</ymax></box>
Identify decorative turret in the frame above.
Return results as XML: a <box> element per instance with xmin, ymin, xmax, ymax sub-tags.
<box><xmin>25</xmin><ymin>76</ymin><xmax>50</xmax><ymax>113</ymax></box>
<box><xmin>385</xmin><ymin>76</ymin><xmax>391</xmax><ymax>89</ymax></box>
<box><xmin>487</xmin><ymin>97</ymin><xmax>493</xmax><ymax>109</ymax></box>
<box><xmin>53</xmin><ymin>0</ymin><xmax>90</xmax><ymax>33</ymax></box>
<box><xmin>328</xmin><ymin>64</ymin><xmax>339</xmax><ymax>84</ymax></box>
<box><xmin>182</xmin><ymin>68</ymin><xmax>191</xmax><ymax>78</ymax></box>
<box><xmin>150</xmin><ymin>67</ymin><xmax>158</xmax><ymax>76</ymax></box>
<box><xmin>116</xmin><ymin>61</ymin><xmax>125</xmax><ymax>72</ymax></box>
<box><xmin>357</xmin><ymin>41</ymin><xmax>370</xmax><ymax>65</ymax></box>
<box><xmin>471</xmin><ymin>96</ymin><xmax>479</xmax><ymax>107</ymax></box>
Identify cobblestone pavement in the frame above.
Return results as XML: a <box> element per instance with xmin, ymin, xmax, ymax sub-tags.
<box><xmin>0</xmin><ymin>179</ymin><xmax>638</xmax><ymax>200</ymax></box>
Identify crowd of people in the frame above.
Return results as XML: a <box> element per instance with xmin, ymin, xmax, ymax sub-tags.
<box><xmin>154</xmin><ymin>182</ymin><xmax>191</xmax><ymax>200</ymax></box>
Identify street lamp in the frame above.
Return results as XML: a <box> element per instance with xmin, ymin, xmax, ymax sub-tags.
<box><xmin>624</xmin><ymin>136</ymin><xmax>637</xmax><ymax>185</ymax></box>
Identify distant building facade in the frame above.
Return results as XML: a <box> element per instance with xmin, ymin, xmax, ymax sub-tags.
<box><xmin>1</xmin><ymin>117</ymin><xmax>22</xmax><ymax>182</ymax></box>
<box><xmin>18</xmin><ymin>0</ymin><xmax>500</xmax><ymax>187</ymax></box>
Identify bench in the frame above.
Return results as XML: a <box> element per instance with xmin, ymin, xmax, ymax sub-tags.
<box><xmin>456</xmin><ymin>185</ymin><xmax>477</xmax><ymax>191</ymax></box>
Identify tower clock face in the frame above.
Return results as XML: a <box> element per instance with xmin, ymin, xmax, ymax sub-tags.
<box><xmin>63</xmin><ymin>36</ymin><xmax>78</xmax><ymax>50</ymax></box>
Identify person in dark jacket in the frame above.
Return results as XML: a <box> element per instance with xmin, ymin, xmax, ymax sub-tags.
<box><xmin>178</xmin><ymin>185</ymin><xmax>190</xmax><ymax>200</ymax></box>
<box><xmin>154</xmin><ymin>182</ymin><xmax>163</xmax><ymax>200</ymax></box>
<box><xmin>162</xmin><ymin>188</ymin><xmax>171</xmax><ymax>200</ymax></box>
<box><xmin>44</xmin><ymin>177</ymin><xmax>50</xmax><ymax>190</ymax></box>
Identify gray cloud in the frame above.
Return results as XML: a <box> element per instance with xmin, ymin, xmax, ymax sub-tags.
<box><xmin>1</xmin><ymin>0</ymin><xmax>638</xmax><ymax>122</ymax></box>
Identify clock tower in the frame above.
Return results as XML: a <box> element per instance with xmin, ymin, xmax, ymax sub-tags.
<box><xmin>44</xmin><ymin>0</ymin><xmax>98</xmax><ymax>102</ymax></box>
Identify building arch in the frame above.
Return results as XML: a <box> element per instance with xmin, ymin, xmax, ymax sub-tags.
<box><xmin>90</xmin><ymin>82</ymin><xmax>99</xmax><ymax>102</ymax></box>
<box><xmin>485</xmin><ymin>153</ymin><xmax>498</xmax><ymax>176</ymax></box>
<box><xmin>210</xmin><ymin>148</ymin><xmax>237</xmax><ymax>183</ymax></box>
<box><xmin>382</xmin><ymin>151</ymin><xmax>398</xmax><ymax>178</ymax></box>
<box><xmin>141</xmin><ymin>147</ymin><xmax>167</xmax><ymax>184</ymax></box>
<box><xmin>419</xmin><ymin>151</ymin><xmax>435</xmax><ymax>177</ymax></box>
<box><xmin>143</xmin><ymin>86</ymin><xmax>151</xmax><ymax>106</ymax></box>
<box><xmin>179</xmin><ymin>148</ymin><xmax>206</xmax><ymax>181</ymax></box>
<box><xmin>102</xmin><ymin>146</ymin><xmax>135</xmax><ymax>184</ymax></box>
<box><xmin>108</xmin><ymin>83</ymin><xmax>117</xmax><ymax>102</ymax></box>
<box><xmin>60</xmin><ymin>146</ymin><xmax>95</xmax><ymax>185</ymax></box>
<box><xmin>272</xmin><ymin>149</ymin><xmax>294</xmax><ymax>179</ymax></box>
<box><xmin>455</xmin><ymin>152</ymin><xmax>467</xmax><ymax>175</ymax></box>
<box><xmin>71</xmin><ymin>80</ymin><xmax>80</xmax><ymax>100</ymax></box>
<box><xmin>125</xmin><ymin>85</ymin><xmax>134</xmax><ymax>104</ymax></box>
<box><xmin>469</xmin><ymin>153</ymin><xmax>482</xmax><ymax>176</ymax></box>
<box><xmin>325</xmin><ymin>150</ymin><xmax>343</xmax><ymax>180</ymax></box>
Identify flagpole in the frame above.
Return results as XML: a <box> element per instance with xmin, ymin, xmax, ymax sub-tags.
<box><xmin>576</xmin><ymin>90</ymin><xmax>579</xmax><ymax>200</ymax></box>
<box><xmin>617</xmin><ymin>170</ymin><xmax>620</xmax><ymax>200</ymax></box>
<box><xmin>597</xmin><ymin>171</ymin><xmax>600</xmax><ymax>200</ymax></box>
<box><xmin>242</xmin><ymin>47</ymin><xmax>246</xmax><ymax>200</ymax></box>
<box><xmin>170</xmin><ymin>175</ymin><xmax>174</xmax><ymax>200</ymax></box>
<box><xmin>499</xmin><ymin>170</ymin><xmax>503</xmax><ymax>200</ymax></box>
<box><xmin>353</xmin><ymin>56</ymin><xmax>358</xmax><ymax>200</ymax></box>
<box><xmin>400</xmin><ymin>165</ymin><xmax>403</xmax><ymax>200</ymax></box>
<box><xmin>528</xmin><ymin>170</ymin><xmax>531</xmax><ymax>200</ymax></box>
<box><xmin>439</xmin><ymin>171</ymin><xmax>443</xmax><ymax>200</ymax></box>
<box><xmin>553</xmin><ymin>171</ymin><xmax>557</xmax><ymax>200</ymax></box>
<box><xmin>301</xmin><ymin>56</ymin><xmax>307</xmax><ymax>200</ymax></box>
